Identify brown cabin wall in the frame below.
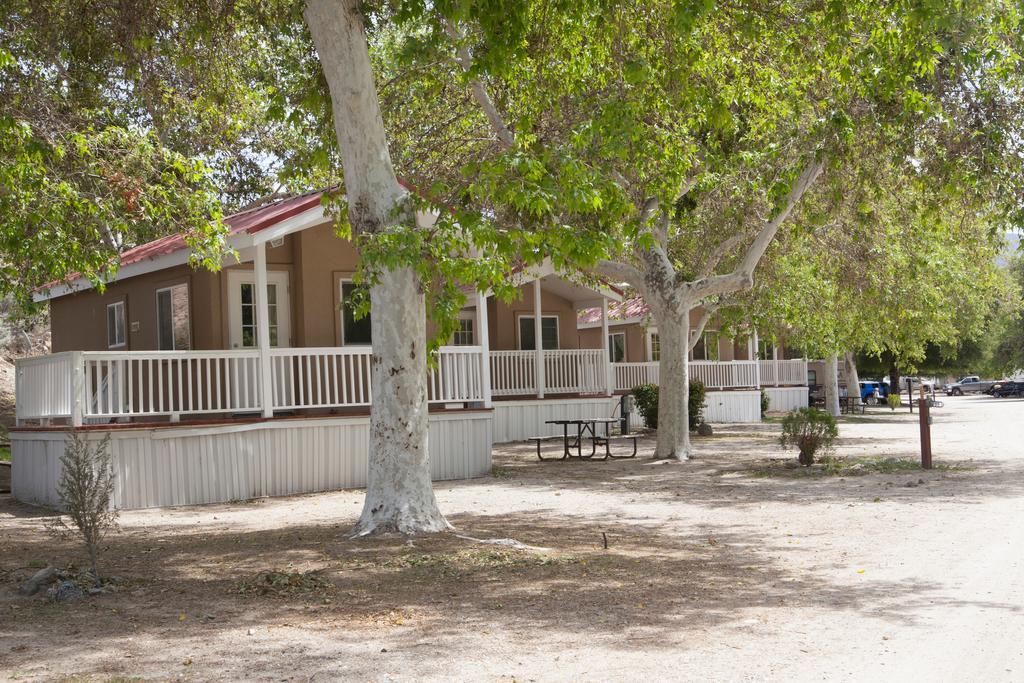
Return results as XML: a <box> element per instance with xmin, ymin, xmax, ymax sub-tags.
<box><xmin>50</xmin><ymin>264</ymin><xmax>221</xmax><ymax>352</ymax></box>
<box><xmin>488</xmin><ymin>284</ymin><xmax>583</xmax><ymax>351</ymax></box>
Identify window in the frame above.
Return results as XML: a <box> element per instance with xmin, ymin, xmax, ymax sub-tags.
<box><xmin>106</xmin><ymin>301</ymin><xmax>126</xmax><ymax>348</ymax></box>
<box><xmin>341</xmin><ymin>281</ymin><xmax>372</xmax><ymax>345</ymax></box>
<box><xmin>156</xmin><ymin>284</ymin><xmax>190</xmax><ymax>350</ymax></box>
<box><xmin>453</xmin><ymin>318</ymin><xmax>475</xmax><ymax>346</ymax></box>
<box><xmin>608</xmin><ymin>332</ymin><xmax>626</xmax><ymax>362</ymax></box>
<box><xmin>758</xmin><ymin>338</ymin><xmax>776</xmax><ymax>360</ymax></box>
<box><xmin>238</xmin><ymin>282</ymin><xmax>282</xmax><ymax>348</ymax></box>
<box><xmin>807</xmin><ymin>370</ymin><xmax>818</xmax><ymax>386</ymax></box>
<box><xmin>518</xmin><ymin>315</ymin><xmax>559</xmax><ymax>350</ymax></box>
<box><xmin>693</xmin><ymin>331</ymin><xmax>720</xmax><ymax>361</ymax></box>
<box><xmin>649</xmin><ymin>333</ymin><xmax>660</xmax><ymax>361</ymax></box>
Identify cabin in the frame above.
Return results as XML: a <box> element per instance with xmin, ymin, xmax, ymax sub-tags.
<box><xmin>12</xmin><ymin>191</ymin><xmax>808</xmax><ymax>510</ymax></box>
<box><xmin>576</xmin><ymin>297</ymin><xmax>812</xmax><ymax>418</ymax></box>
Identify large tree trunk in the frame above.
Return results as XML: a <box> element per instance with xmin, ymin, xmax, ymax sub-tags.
<box><xmin>305</xmin><ymin>0</ymin><xmax>449</xmax><ymax>535</ymax></box>
<box><xmin>843</xmin><ymin>352</ymin><xmax>860</xmax><ymax>403</ymax></box>
<box><xmin>824</xmin><ymin>355</ymin><xmax>841</xmax><ymax>417</ymax></box>
<box><xmin>654</xmin><ymin>310</ymin><xmax>691</xmax><ymax>460</ymax></box>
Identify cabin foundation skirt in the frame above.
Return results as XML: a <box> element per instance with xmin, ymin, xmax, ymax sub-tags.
<box><xmin>11</xmin><ymin>411</ymin><xmax>493</xmax><ymax>510</ymax></box>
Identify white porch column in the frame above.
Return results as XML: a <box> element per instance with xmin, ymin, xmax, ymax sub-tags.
<box><xmin>477</xmin><ymin>292</ymin><xmax>492</xmax><ymax>409</ymax></box>
<box><xmin>254</xmin><ymin>242</ymin><xmax>275</xmax><ymax>418</ymax></box>
<box><xmin>533</xmin><ymin>278</ymin><xmax>545</xmax><ymax>399</ymax></box>
<box><xmin>601</xmin><ymin>297</ymin><xmax>613</xmax><ymax>396</ymax></box>
<box><xmin>752</xmin><ymin>329</ymin><xmax>761</xmax><ymax>389</ymax></box>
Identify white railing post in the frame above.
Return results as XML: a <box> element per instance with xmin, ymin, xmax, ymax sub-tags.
<box><xmin>533</xmin><ymin>278</ymin><xmax>545</xmax><ymax>399</ymax></box>
<box><xmin>753</xmin><ymin>330</ymin><xmax>761</xmax><ymax>389</ymax></box>
<box><xmin>477</xmin><ymin>292</ymin><xmax>492</xmax><ymax>409</ymax></box>
<box><xmin>773</xmin><ymin>346</ymin><xmax>780</xmax><ymax>387</ymax></box>
<box><xmin>69</xmin><ymin>351</ymin><xmax>84</xmax><ymax>427</ymax></box>
<box><xmin>601</xmin><ymin>297</ymin><xmax>613</xmax><ymax>396</ymax></box>
<box><xmin>254</xmin><ymin>241</ymin><xmax>275</xmax><ymax>418</ymax></box>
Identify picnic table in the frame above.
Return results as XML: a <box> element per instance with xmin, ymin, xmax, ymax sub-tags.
<box><xmin>533</xmin><ymin>418</ymin><xmax>637</xmax><ymax>461</ymax></box>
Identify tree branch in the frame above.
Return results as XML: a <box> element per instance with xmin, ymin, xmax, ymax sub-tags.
<box><xmin>441</xmin><ymin>18</ymin><xmax>515</xmax><ymax>149</ymax></box>
<box><xmin>690</xmin><ymin>158</ymin><xmax>824</xmax><ymax>299</ymax></box>
<box><xmin>688</xmin><ymin>303</ymin><xmax>719</xmax><ymax>350</ymax></box>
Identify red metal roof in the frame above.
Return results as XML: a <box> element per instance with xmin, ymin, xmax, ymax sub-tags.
<box><xmin>116</xmin><ymin>189</ymin><xmax>328</xmax><ymax>268</ymax></box>
<box><xmin>578</xmin><ymin>296</ymin><xmax>650</xmax><ymax>324</ymax></box>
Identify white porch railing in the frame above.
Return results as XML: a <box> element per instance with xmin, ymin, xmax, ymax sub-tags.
<box><xmin>758</xmin><ymin>359</ymin><xmax>808</xmax><ymax>386</ymax></box>
<box><xmin>490</xmin><ymin>349</ymin><xmax>607</xmax><ymax>396</ymax></box>
<box><xmin>613</xmin><ymin>360</ymin><xmax>765</xmax><ymax>391</ymax></box>
<box><xmin>614</xmin><ymin>362</ymin><xmax>659</xmax><ymax>391</ymax></box>
<box><xmin>16</xmin><ymin>346</ymin><xmax>486</xmax><ymax>424</ymax></box>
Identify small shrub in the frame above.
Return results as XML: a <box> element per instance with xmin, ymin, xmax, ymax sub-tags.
<box><xmin>632</xmin><ymin>384</ymin><xmax>659</xmax><ymax>429</ymax></box>
<box><xmin>632</xmin><ymin>379</ymin><xmax>706</xmax><ymax>432</ymax></box>
<box><xmin>887</xmin><ymin>393</ymin><xmax>902</xmax><ymax>411</ymax></box>
<box><xmin>48</xmin><ymin>432</ymin><xmax>118</xmax><ymax>586</ymax></box>
<box><xmin>760</xmin><ymin>390</ymin><xmax>770</xmax><ymax>418</ymax></box>
<box><xmin>780</xmin><ymin>408</ymin><xmax>838</xmax><ymax>466</ymax></box>
<box><xmin>689</xmin><ymin>379</ymin><xmax>706</xmax><ymax>431</ymax></box>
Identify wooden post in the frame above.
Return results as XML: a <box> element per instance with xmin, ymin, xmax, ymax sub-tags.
<box><xmin>601</xmin><ymin>297</ymin><xmax>613</xmax><ymax>396</ymax></box>
<box><xmin>533</xmin><ymin>278</ymin><xmax>545</xmax><ymax>399</ymax></box>
<box><xmin>254</xmin><ymin>242</ymin><xmax>275</xmax><ymax>418</ymax></box>
<box><xmin>477</xmin><ymin>292</ymin><xmax>492</xmax><ymax>409</ymax></box>
<box><xmin>918</xmin><ymin>384</ymin><xmax>932</xmax><ymax>469</ymax></box>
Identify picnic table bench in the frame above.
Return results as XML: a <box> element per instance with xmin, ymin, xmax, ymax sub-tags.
<box><xmin>531</xmin><ymin>418</ymin><xmax>637</xmax><ymax>461</ymax></box>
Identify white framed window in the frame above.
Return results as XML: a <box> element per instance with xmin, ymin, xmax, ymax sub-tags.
<box><xmin>340</xmin><ymin>280</ymin><xmax>372</xmax><ymax>345</ymax></box>
<box><xmin>517</xmin><ymin>315</ymin><xmax>559</xmax><ymax>350</ymax></box>
<box><xmin>648</xmin><ymin>332</ymin><xmax>660</xmax><ymax>361</ymax></box>
<box><xmin>758</xmin><ymin>338</ymin><xmax>776</xmax><ymax>360</ymax></box>
<box><xmin>453</xmin><ymin>318</ymin><xmax>475</xmax><ymax>346</ymax></box>
<box><xmin>156</xmin><ymin>284</ymin><xmax>191</xmax><ymax>350</ymax></box>
<box><xmin>608</xmin><ymin>332</ymin><xmax>626</xmax><ymax>362</ymax></box>
<box><xmin>692</xmin><ymin>331</ymin><xmax>720</xmax><ymax>361</ymax></box>
<box><xmin>106</xmin><ymin>301</ymin><xmax>126</xmax><ymax>348</ymax></box>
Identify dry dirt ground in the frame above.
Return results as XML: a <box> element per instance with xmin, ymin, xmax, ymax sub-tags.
<box><xmin>2</xmin><ymin>395</ymin><xmax>1023</xmax><ymax>682</ymax></box>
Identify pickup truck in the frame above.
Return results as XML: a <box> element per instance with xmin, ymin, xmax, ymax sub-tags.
<box><xmin>944</xmin><ymin>376</ymin><xmax>996</xmax><ymax>396</ymax></box>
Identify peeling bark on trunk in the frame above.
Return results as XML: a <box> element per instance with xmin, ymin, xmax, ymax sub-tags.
<box><xmin>824</xmin><ymin>355</ymin><xmax>841</xmax><ymax>417</ymax></box>
<box><xmin>305</xmin><ymin>0</ymin><xmax>449</xmax><ymax>535</ymax></box>
<box><xmin>655</xmin><ymin>311</ymin><xmax>692</xmax><ymax>460</ymax></box>
<box><xmin>355</xmin><ymin>267</ymin><xmax>450</xmax><ymax>535</ymax></box>
<box><xmin>843</xmin><ymin>352</ymin><xmax>860</xmax><ymax>403</ymax></box>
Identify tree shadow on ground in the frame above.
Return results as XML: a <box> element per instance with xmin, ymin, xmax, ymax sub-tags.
<box><xmin>3</xmin><ymin>502</ymin><xmax>1019</xmax><ymax>680</ymax></box>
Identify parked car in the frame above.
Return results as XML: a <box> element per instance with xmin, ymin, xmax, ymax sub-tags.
<box><xmin>859</xmin><ymin>380</ymin><xmax>889</xmax><ymax>405</ymax></box>
<box><xmin>944</xmin><ymin>375</ymin><xmax>997</xmax><ymax>396</ymax></box>
<box><xmin>991</xmin><ymin>381</ymin><xmax>1024</xmax><ymax>398</ymax></box>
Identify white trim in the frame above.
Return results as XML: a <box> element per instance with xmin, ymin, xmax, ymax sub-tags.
<box><xmin>577</xmin><ymin>315</ymin><xmax>645</xmax><ymax>330</ymax></box>
<box><xmin>516</xmin><ymin>313</ymin><xmax>560</xmax><ymax>350</ymax></box>
<box><xmin>251</xmin><ymin>206</ymin><xmax>329</xmax><ymax>245</ymax></box>
<box><xmin>608</xmin><ymin>331</ymin><xmax>627</xmax><ymax>363</ymax></box>
<box><xmin>106</xmin><ymin>301</ymin><xmax>126</xmax><ymax>349</ymax></box>
<box><xmin>227</xmin><ymin>269</ymin><xmax>291</xmax><ymax>349</ymax></box>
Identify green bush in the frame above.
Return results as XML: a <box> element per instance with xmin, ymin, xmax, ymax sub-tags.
<box><xmin>760</xmin><ymin>390</ymin><xmax>770</xmax><ymax>418</ymax></box>
<box><xmin>886</xmin><ymin>393</ymin><xmax>902</xmax><ymax>411</ymax></box>
<box><xmin>780</xmin><ymin>407</ymin><xmax>838</xmax><ymax>466</ymax></box>
<box><xmin>689</xmin><ymin>379</ymin><xmax>706</xmax><ymax>431</ymax></box>
<box><xmin>632</xmin><ymin>384</ymin><xmax>659</xmax><ymax>429</ymax></box>
<box><xmin>631</xmin><ymin>378</ymin><xmax>706</xmax><ymax>432</ymax></box>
